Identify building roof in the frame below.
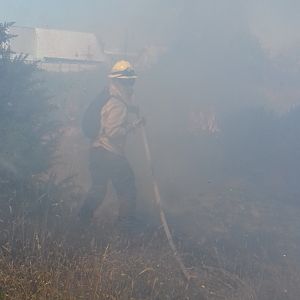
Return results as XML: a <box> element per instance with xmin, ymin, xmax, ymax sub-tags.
<box><xmin>10</xmin><ymin>26</ymin><xmax>105</xmax><ymax>63</ymax></box>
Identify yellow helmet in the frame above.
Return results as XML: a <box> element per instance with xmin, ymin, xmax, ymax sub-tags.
<box><xmin>108</xmin><ymin>60</ymin><xmax>137</xmax><ymax>79</ymax></box>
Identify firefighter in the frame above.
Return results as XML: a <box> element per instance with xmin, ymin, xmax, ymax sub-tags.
<box><xmin>79</xmin><ymin>60</ymin><xmax>144</xmax><ymax>226</ymax></box>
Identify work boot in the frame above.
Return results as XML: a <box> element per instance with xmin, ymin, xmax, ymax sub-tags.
<box><xmin>115</xmin><ymin>215</ymin><xmax>146</xmax><ymax>236</ymax></box>
<box><xmin>77</xmin><ymin>205</ymin><xmax>94</xmax><ymax>227</ymax></box>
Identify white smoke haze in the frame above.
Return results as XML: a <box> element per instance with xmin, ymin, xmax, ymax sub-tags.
<box><xmin>1</xmin><ymin>1</ymin><xmax>300</xmax><ymax>299</ymax></box>
<box><xmin>2</xmin><ymin>0</ymin><xmax>300</xmax><ymax>234</ymax></box>
<box><xmin>3</xmin><ymin>0</ymin><xmax>299</xmax><ymax>238</ymax></box>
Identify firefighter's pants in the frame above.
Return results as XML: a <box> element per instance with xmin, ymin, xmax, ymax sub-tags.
<box><xmin>79</xmin><ymin>146</ymin><xmax>136</xmax><ymax>222</ymax></box>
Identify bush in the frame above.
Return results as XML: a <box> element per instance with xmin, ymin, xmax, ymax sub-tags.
<box><xmin>0</xmin><ymin>22</ymin><xmax>60</xmax><ymax>228</ymax></box>
<box><xmin>0</xmin><ymin>22</ymin><xmax>57</xmax><ymax>177</ymax></box>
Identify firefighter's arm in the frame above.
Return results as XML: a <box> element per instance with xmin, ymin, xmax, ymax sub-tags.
<box><xmin>103</xmin><ymin>99</ymin><xmax>142</xmax><ymax>138</ymax></box>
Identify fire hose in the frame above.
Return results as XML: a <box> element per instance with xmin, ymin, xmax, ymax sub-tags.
<box><xmin>140</xmin><ymin>124</ymin><xmax>192</xmax><ymax>282</ymax></box>
<box><xmin>138</xmin><ymin>121</ymin><xmax>258</xmax><ymax>300</ymax></box>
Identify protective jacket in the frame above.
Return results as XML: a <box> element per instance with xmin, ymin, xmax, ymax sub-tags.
<box><xmin>92</xmin><ymin>84</ymin><xmax>133</xmax><ymax>156</ymax></box>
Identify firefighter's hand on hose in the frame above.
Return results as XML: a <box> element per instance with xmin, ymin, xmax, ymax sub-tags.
<box><xmin>134</xmin><ymin>117</ymin><xmax>146</xmax><ymax>127</ymax></box>
<box><xmin>128</xmin><ymin>117</ymin><xmax>146</xmax><ymax>132</ymax></box>
<box><xmin>128</xmin><ymin>105</ymin><xmax>140</xmax><ymax>116</ymax></box>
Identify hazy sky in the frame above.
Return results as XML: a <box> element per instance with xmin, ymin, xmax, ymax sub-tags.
<box><xmin>1</xmin><ymin>0</ymin><xmax>300</xmax><ymax>56</ymax></box>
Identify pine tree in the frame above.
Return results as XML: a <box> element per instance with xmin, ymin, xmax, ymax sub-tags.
<box><xmin>0</xmin><ymin>22</ymin><xmax>57</xmax><ymax>178</ymax></box>
<box><xmin>0</xmin><ymin>22</ymin><xmax>58</xmax><ymax>222</ymax></box>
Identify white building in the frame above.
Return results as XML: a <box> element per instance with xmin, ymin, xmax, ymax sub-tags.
<box><xmin>9</xmin><ymin>26</ymin><xmax>106</xmax><ymax>72</ymax></box>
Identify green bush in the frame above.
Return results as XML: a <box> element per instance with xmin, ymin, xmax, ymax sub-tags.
<box><xmin>0</xmin><ymin>22</ymin><xmax>57</xmax><ymax>178</ymax></box>
<box><xmin>0</xmin><ymin>22</ymin><xmax>60</xmax><ymax>227</ymax></box>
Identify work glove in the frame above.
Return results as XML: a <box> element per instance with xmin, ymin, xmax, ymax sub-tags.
<box><xmin>133</xmin><ymin>117</ymin><xmax>146</xmax><ymax>128</ymax></box>
<box><xmin>127</xmin><ymin>117</ymin><xmax>146</xmax><ymax>132</ymax></box>
<box><xmin>128</xmin><ymin>105</ymin><xmax>140</xmax><ymax>116</ymax></box>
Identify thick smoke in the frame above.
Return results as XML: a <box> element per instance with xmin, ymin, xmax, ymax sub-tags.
<box><xmin>7</xmin><ymin>0</ymin><xmax>298</xmax><ymax>209</ymax></box>
<box><xmin>119</xmin><ymin>1</ymin><xmax>300</xmax><ymax>219</ymax></box>
<box><xmin>1</xmin><ymin>2</ymin><xmax>300</xmax><ymax>298</ymax></box>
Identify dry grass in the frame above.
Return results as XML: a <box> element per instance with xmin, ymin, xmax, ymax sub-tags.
<box><xmin>0</xmin><ymin>219</ymin><xmax>260</xmax><ymax>300</ymax></box>
<box><xmin>0</xmin><ymin>233</ymin><xmax>192</xmax><ymax>299</ymax></box>
<box><xmin>1</xmin><ymin>182</ymin><xmax>300</xmax><ymax>299</ymax></box>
